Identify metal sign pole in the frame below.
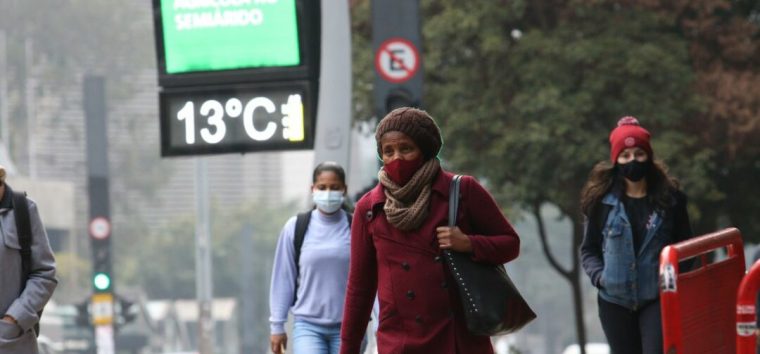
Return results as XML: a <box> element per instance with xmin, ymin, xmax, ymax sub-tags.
<box><xmin>84</xmin><ymin>75</ymin><xmax>115</xmax><ymax>354</ymax></box>
<box><xmin>313</xmin><ymin>0</ymin><xmax>351</xmax><ymax>170</ymax></box>
<box><xmin>195</xmin><ymin>158</ymin><xmax>215</xmax><ymax>354</ymax></box>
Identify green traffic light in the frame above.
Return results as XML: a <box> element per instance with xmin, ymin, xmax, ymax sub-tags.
<box><xmin>93</xmin><ymin>272</ymin><xmax>111</xmax><ymax>291</ymax></box>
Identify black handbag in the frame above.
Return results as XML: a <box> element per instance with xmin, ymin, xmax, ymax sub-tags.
<box><xmin>442</xmin><ymin>175</ymin><xmax>536</xmax><ymax>336</ymax></box>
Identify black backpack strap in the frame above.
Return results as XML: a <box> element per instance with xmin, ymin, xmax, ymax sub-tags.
<box><xmin>12</xmin><ymin>190</ymin><xmax>32</xmax><ymax>290</ymax></box>
<box><xmin>292</xmin><ymin>211</ymin><xmax>312</xmax><ymax>305</ymax></box>
<box><xmin>11</xmin><ymin>188</ymin><xmax>41</xmax><ymax>336</ymax></box>
<box><xmin>345</xmin><ymin>212</ymin><xmax>352</xmax><ymax>227</ymax></box>
<box><xmin>293</xmin><ymin>211</ymin><xmax>312</xmax><ymax>273</ymax></box>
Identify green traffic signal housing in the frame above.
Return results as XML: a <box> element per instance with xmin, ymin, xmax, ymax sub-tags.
<box><xmin>93</xmin><ymin>272</ymin><xmax>111</xmax><ymax>291</ymax></box>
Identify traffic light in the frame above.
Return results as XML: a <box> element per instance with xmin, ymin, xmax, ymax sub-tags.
<box><xmin>74</xmin><ymin>299</ymin><xmax>91</xmax><ymax>327</ymax></box>
<box><xmin>116</xmin><ymin>296</ymin><xmax>137</xmax><ymax>327</ymax></box>
<box><xmin>93</xmin><ymin>272</ymin><xmax>111</xmax><ymax>292</ymax></box>
<box><xmin>385</xmin><ymin>88</ymin><xmax>418</xmax><ymax>113</ymax></box>
<box><xmin>91</xmin><ymin>240</ymin><xmax>112</xmax><ymax>293</ymax></box>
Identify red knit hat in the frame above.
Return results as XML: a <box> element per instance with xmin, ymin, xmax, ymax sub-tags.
<box><xmin>609</xmin><ymin>116</ymin><xmax>653</xmax><ymax>162</ymax></box>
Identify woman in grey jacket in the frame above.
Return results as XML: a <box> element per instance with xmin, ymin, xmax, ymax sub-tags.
<box><xmin>0</xmin><ymin>171</ymin><xmax>57</xmax><ymax>353</ymax></box>
<box><xmin>580</xmin><ymin>117</ymin><xmax>692</xmax><ymax>354</ymax></box>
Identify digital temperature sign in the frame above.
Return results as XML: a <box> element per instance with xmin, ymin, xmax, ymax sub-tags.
<box><xmin>159</xmin><ymin>82</ymin><xmax>313</xmax><ymax>156</ymax></box>
<box><xmin>152</xmin><ymin>0</ymin><xmax>320</xmax><ymax>157</ymax></box>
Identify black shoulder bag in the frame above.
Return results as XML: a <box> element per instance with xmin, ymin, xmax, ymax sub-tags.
<box><xmin>443</xmin><ymin>175</ymin><xmax>536</xmax><ymax>336</ymax></box>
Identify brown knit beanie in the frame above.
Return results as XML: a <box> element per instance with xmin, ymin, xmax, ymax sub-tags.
<box><xmin>375</xmin><ymin>107</ymin><xmax>443</xmax><ymax>159</ymax></box>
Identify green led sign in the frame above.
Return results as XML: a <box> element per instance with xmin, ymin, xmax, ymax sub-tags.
<box><xmin>160</xmin><ymin>0</ymin><xmax>301</xmax><ymax>74</ymax></box>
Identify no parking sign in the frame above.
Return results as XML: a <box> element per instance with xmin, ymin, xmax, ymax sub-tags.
<box><xmin>89</xmin><ymin>217</ymin><xmax>111</xmax><ymax>240</ymax></box>
<box><xmin>375</xmin><ymin>38</ymin><xmax>420</xmax><ymax>83</ymax></box>
<box><xmin>372</xmin><ymin>0</ymin><xmax>423</xmax><ymax>116</ymax></box>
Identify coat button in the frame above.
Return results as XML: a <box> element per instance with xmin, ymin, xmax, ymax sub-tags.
<box><xmin>434</xmin><ymin>255</ymin><xmax>442</xmax><ymax>263</ymax></box>
<box><xmin>415</xmin><ymin>315</ymin><xmax>422</xmax><ymax>323</ymax></box>
<box><xmin>401</xmin><ymin>262</ymin><xmax>410</xmax><ymax>271</ymax></box>
<box><xmin>441</xmin><ymin>281</ymin><xmax>448</xmax><ymax>289</ymax></box>
<box><xmin>406</xmin><ymin>290</ymin><xmax>416</xmax><ymax>300</ymax></box>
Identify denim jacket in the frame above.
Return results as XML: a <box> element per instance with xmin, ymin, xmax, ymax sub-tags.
<box><xmin>597</xmin><ymin>192</ymin><xmax>674</xmax><ymax>310</ymax></box>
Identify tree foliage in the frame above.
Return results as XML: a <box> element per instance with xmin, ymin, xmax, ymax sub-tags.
<box><xmin>636</xmin><ymin>0</ymin><xmax>760</xmax><ymax>237</ymax></box>
<box><xmin>117</xmin><ymin>202</ymin><xmax>295</xmax><ymax>300</ymax></box>
<box><xmin>350</xmin><ymin>0</ymin><xmax>759</xmax><ymax>350</ymax></box>
<box><xmin>0</xmin><ymin>0</ymin><xmax>170</xmax><ymax>287</ymax></box>
<box><xmin>425</xmin><ymin>1</ymin><xmax>704</xmax><ymax>218</ymax></box>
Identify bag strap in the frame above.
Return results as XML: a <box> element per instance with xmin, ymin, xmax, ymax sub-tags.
<box><xmin>12</xmin><ymin>189</ymin><xmax>32</xmax><ymax>291</ymax></box>
<box><xmin>449</xmin><ymin>175</ymin><xmax>462</xmax><ymax>227</ymax></box>
<box><xmin>442</xmin><ymin>175</ymin><xmax>463</xmax><ymax>262</ymax></box>
<box><xmin>292</xmin><ymin>211</ymin><xmax>311</xmax><ymax>305</ymax></box>
<box><xmin>293</xmin><ymin>211</ymin><xmax>312</xmax><ymax>271</ymax></box>
<box><xmin>11</xmin><ymin>188</ymin><xmax>42</xmax><ymax>337</ymax></box>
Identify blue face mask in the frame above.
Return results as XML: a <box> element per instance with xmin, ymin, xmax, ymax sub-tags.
<box><xmin>312</xmin><ymin>190</ymin><xmax>344</xmax><ymax>213</ymax></box>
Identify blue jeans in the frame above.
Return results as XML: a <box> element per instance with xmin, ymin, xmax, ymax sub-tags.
<box><xmin>293</xmin><ymin>320</ymin><xmax>366</xmax><ymax>354</ymax></box>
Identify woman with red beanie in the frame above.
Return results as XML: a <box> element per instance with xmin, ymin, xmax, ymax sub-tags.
<box><xmin>339</xmin><ymin>107</ymin><xmax>521</xmax><ymax>354</ymax></box>
<box><xmin>580</xmin><ymin>117</ymin><xmax>693</xmax><ymax>354</ymax></box>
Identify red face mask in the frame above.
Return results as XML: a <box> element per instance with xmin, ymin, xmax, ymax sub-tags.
<box><xmin>384</xmin><ymin>157</ymin><xmax>424</xmax><ymax>185</ymax></box>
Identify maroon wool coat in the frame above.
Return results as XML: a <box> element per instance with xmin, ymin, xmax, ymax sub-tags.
<box><xmin>340</xmin><ymin>169</ymin><xmax>521</xmax><ymax>354</ymax></box>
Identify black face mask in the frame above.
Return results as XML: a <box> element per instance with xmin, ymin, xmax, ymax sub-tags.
<box><xmin>618</xmin><ymin>160</ymin><xmax>650</xmax><ymax>182</ymax></box>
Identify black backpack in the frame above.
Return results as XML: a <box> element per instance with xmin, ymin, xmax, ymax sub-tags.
<box><xmin>10</xmin><ymin>187</ymin><xmax>42</xmax><ymax>337</ymax></box>
<box><xmin>291</xmin><ymin>210</ymin><xmax>352</xmax><ymax>305</ymax></box>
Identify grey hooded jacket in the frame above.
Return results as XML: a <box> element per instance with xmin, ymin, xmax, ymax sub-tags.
<box><xmin>0</xmin><ymin>185</ymin><xmax>57</xmax><ymax>353</ymax></box>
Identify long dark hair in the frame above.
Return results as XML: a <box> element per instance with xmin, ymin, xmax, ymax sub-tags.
<box><xmin>580</xmin><ymin>159</ymin><xmax>680</xmax><ymax>216</ymax></box>
<box><xmin>312</xmin><ymin>161</ymin><xmax>347</xmax><ymax>186</ymax></box>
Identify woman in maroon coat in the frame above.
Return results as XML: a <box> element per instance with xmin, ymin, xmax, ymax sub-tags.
<box><xmin>340</xmin><ymin>108</ymin><xmax>521</xmax><ymax>354</ymax></box>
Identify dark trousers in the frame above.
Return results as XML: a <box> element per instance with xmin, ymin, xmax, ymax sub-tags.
<box><xmin>598</xmin><ymin>296</ymin><xmax>663</xmax><ymax>354</ymax></box>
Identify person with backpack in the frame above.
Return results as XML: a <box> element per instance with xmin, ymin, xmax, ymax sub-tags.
<box><xmin>580</xmin><ymin>117</ymin><xmax>693</xmax><ymax>354</ymax></box>
<box><xmin>0</xmin><ymin>168</ymin><xmax>57</xmax><ymax>353</ymax></box>
<box><xmin>269</xmin><ymin>161</ymin><xmax>358</xmax><ymax>354</ymax></box>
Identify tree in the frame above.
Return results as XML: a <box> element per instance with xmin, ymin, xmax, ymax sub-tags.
<box><xmin>117</xmin><ymin>201</ymin><xmax>295</xmax><ymax>300</ymax></box>
<box><xmin>0</xmin><ymin>0</ymin><xmax>154</xmax><ymax>165</ymax></box>
<box><xmin>422</xmin><ymin>1</ymin><xmax>704</xmax><ymax>351</ymax></box>
<box><xmin>0</xmin><ymin>1</ymin><xmax>168</xmax><ymax>307</ymax></box>
<box><xmin>351</xmin><ymin>0</ymin><xmax>759</xmax><ymax>350</ymax></box>
<box><xmin>635</xmin><ymin>0</ymin><xmax>760</xmax><ymax>240</ymax></box>
<box><xmin>114</xmin><ymin>201</ymin><xmax>296</xmax><ymax>354</ymax></box>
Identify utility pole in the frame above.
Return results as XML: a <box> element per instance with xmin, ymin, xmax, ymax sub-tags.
<box><xmin>25</xmin><ymin>39</ymin><xmax>36</xmax><ymax>178</ymax></box>
<box><xmin>240</xmin><ymin>223</ymin><xmax>258</xmax><ymax>354</ymax></box>
<box><xmin>195</xmin><ymin>158</ymin><xmax>214</xmax><ymax>354</ymax></box>
<box><xmin>84</xmin><ymin>75</ymin><xmax>115</xmax><ymax>354</ymax></box>
<box><xmin>0</xmin><ymin>31</ymin><xmax>9</xmax><ymax>145</ymax></box>
<box><xmin>313</xmin><ymin>1</ymin><xmax>351</xmax><ymax>170</ymax></box>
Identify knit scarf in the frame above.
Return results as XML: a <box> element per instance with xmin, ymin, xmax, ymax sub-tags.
<box><xmin>378</xmin><ymin>158</ymin><xmax>440</xmax><ymax>231</ymax></box>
